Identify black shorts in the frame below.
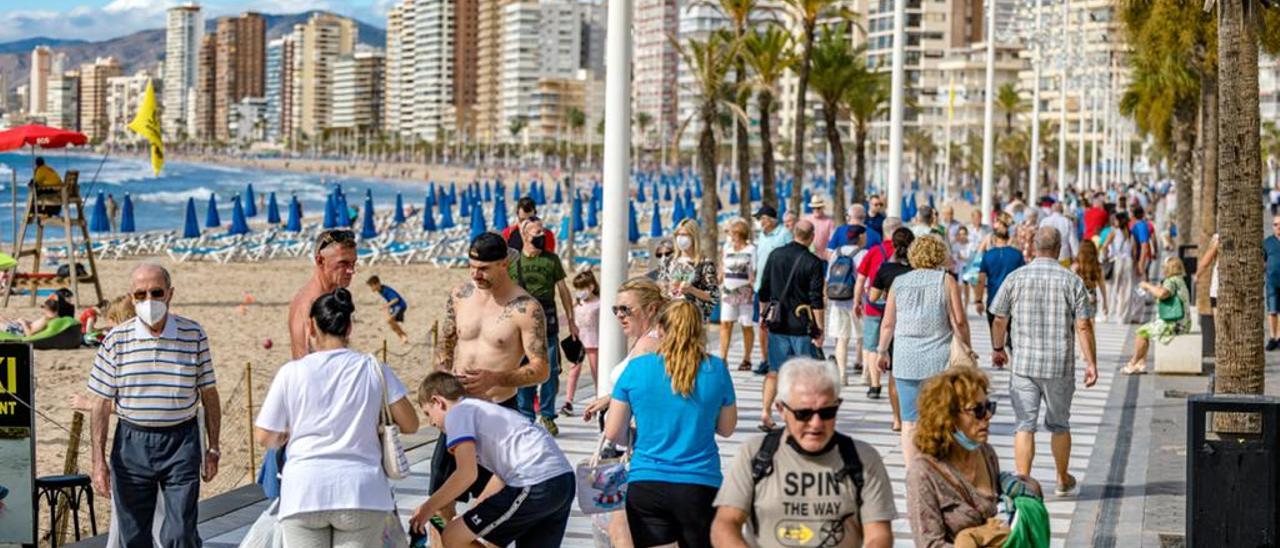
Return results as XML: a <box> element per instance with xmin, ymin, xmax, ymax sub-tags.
<box><xmin>390</xmin><ymin>307</ymin><xmax>406</xmax><ymax>323</ymax></box>
<box><xmin>625</xmin><ymin>481</ymin><xmax>718</xmax><ymax>548</ymax></box>
<box><xmin>462</xmin><ymin>472</ymin><xmax>574</xmax><ymax>547</ymax></box>
<box><xmin>429</xmin><ymin>395</ymin><xmax>517</xmax><ymax>499</ymax></box>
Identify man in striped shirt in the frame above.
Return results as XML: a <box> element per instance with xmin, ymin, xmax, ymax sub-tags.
<box><xmin>88</xmin><ymin>263</ymin><xmax>221</xmax><ymax>547</ymax></box>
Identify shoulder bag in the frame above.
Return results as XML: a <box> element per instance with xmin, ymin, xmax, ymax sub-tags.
<box><xmin>372</xmin><ymin>356</ymin><xmax>412</xmax><ymax>480</ymax></box>
<box><xmin>1157</xmin><ymin>279</ymin><xmax>1185</xmax><ymax>323</ymax></box>
<box><xmin>575</xmin><ymin>432</ymin><xmax>630</xmax><ymax>515</ymax></box>
<box><xmin>944</xmin><ymin>274</ymin><xmax>979</xmax><ymax>368</ymax></box>
<box><xmin>762</xmin><ymin>256</ymin><xmax>804</xmax><ymax>330</ymax></box>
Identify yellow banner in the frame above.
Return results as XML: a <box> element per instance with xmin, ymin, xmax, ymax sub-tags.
<box><xmin>127</xmin><ymin>79</ymin><xmax>165</xmax><ymax>176</ymax></box>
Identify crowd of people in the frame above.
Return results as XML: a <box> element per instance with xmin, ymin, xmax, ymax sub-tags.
<box><xmin>81</xmin><ymin>180</ymin><xmax>1198</xmax><ymax>547</ymax></box>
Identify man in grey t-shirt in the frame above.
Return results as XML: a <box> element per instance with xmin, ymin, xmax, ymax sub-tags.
<box><xmin>711</xmin><ymin>359</ymin><xmax>895</xmax><ymax>548</ymax></box>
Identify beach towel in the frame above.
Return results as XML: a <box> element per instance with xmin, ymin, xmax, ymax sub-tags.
<box><xmin>0</xmin><ymin>317</ymin><xmax>82</xmax><ymax>349</ymax></box>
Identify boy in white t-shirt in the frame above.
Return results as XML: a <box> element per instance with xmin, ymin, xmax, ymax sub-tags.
<box><xmin>410</xmin><ymin>372</ymin><xmax>576</xmax><ymax>547</ymax></box>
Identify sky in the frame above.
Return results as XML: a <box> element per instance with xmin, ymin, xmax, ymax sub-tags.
<box><xmin>0</xmin><ymin>0</ymin><xmax>392</xmax><ymax>43</ymax></box>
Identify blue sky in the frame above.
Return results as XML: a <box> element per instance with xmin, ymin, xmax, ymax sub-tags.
<box><xmin>0</xmin><ymin>0</ymin><xmax>391</xmax><ymax>43</ymax></box>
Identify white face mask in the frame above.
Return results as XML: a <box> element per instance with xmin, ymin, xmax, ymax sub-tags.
<box><xmin>574</xmin><ymin>290</ymin><xmax>590</xmax><ymax>300</ymax></box>
<box><xmin>675</xmin><ymin>235</ymin><xmax>693</xmax><ymax>250</ymax></box>
<box><xmin>135</xmin><ymin>300</ymin><xmax>168</xmax><ymax>328</ymax></box>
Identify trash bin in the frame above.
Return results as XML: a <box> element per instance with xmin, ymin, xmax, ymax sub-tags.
<box><xmin>1187</xmin><ymin>394</ymin><xmax>1280</xmax><ymax>547</ymax></box>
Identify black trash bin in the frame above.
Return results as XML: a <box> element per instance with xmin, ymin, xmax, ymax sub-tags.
<box><xmin>1187</xmin><ymin>394</ymin><xmax>1280</xmax><ymax>547</ymax></box>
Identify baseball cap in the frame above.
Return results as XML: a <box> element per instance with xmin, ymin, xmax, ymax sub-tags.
<box><xmin>469</xmin><ymin>232</ymin><xmax>508</xmax><ymax>262</ymax></box>
<box><xmin>753</xmin><ymin>204</ymin><xmax>779</xmax><ymax>219</ymax></box>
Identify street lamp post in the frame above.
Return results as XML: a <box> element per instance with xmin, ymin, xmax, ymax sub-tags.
<box><xmin>1028</xmin><ymin>0</ymin><xmax>1044</xmax><ymax>201</ymax></box>
<box><xmin>597</xmin><ymin>0</ymin><xmax>632</xmax><ymax>395</ymax></box>
<box><xmin>1057</xmin><ymin>0</ymin><xmax>1070</xmax><ymax>198</ymax></box>
<box><xmin>980</xmin><ymin>0</ymin><xmax>997</xmax><ymax>224</ymax></box>
<box><xmin>887</xmin><ymin>0</ymin><xmax>907</xmax><ymax>218</ymax></box>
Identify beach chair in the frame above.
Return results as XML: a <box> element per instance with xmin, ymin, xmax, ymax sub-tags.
<box><xmin>166</xmin><ymin>244</ymin><xmax>236</xmax><ymax>263</ymax></box>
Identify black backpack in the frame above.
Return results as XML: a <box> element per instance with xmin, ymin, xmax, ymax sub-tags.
<box><xmin>826</xmin><ymin>249</ymin><xmax>857</xmax><ymax>301</ymax></box>
<box><xmin>749</xmin><ymin>429</ymin><xmax>865</xmax><ymax>531</ymax></box>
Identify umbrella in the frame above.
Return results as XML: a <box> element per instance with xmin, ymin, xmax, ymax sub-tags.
<box><xmin>729</xmin><ymin>183</ymin><xmax>739</xmax><ymax>205</ymax></box>
<box><xmin>513</xmin><ymin>182</ymin><xmax>522</xmax><ymax>203</ymax></box>
<box><xmin>493</xmin><ymin>195</ymin><xmax>508</xmax><ymax>230</ymax></box>
<box><xmin>266</xmin><ymin>192</ymin><xmax>281</xmax><ymax>224</ymax></box>
<box><xmin>228</xmin><ymin>195</ymin><xmax>250</xmax><ymax>235</ymax></box>
<box><xmin>439</xmin><ymin>195</ymin><xmax>455</xmax><ymax>229</ymax></box>
<box><xmin>322</xmin><ymin>193</ymin><xmax>338</xmax><ymax>229</ymax></box>
<box><xmin>649</xmin><ymin>199</ymin><xmax>663</xmax><ymax>238</ymax></box>
<box><xmin>558</xmin><ymin>216</ymin><xmax>570</xmax><ymax>241</ymax></box>
<box><xmin>205</xmin><ymin>193</ymin><xmax>221</xmax><ymax>228</ymax></box>
<box><xmin>394</xmin><ymin>193</ymin><xmax>406</xmax><ymax>225</ymax></box>
<box><xmin>459</xmin><ymin>193</ymin><xmax>471</xmax><ymax>218</ymax></box>
<box><xmin>663</xmin><ymin>184</ymin><xmax>673</xmax><ymax>202</ymax></box>
<box><xmin>636</xmin><ymin>180</ymin><xmax>647</xmax><ymax>203</ymax></box>
<box><xmin>120</xmin><ymin>193</ymin><xmax>135</xmax><ymax>233</ymax></box>
<box><xmin>684</xmin><ymin>186</ymin><xmax>694</xmax><ymax>206</ymax></box>
<box><xmin>285</xmin><ymin>196</ymin><xmax>302</xmax><ymax>232</ymax></box>
<box><xmin>361</xmin><ymin>196</ymin><xmax>378</xmax><ymax>239</ymax></box>
<box><xmin>777</xmin><ymin>195</ymin><xmax>787</xmax><ymax>218</ymax></box>
<box><xmin>0</xmin><ymin>124</ymin><xmax>88</xmax><ymax>152</ymax></box>
<box><xmin>587</xmin><ymin>196</ymin><xmax>599</xmax><ymax>229</ymax></box>
<box><xmin>422</xmin><ymin>196</ymin><xmax>437</xmax><ymax>232</ymax></box>
<box><xmin>484</xmin><ymin>181</ymin><xmax>492</xmax><ymax>202</ymax></box>
<box><xmin>534</xmin><ymin>182</ymin><xmax>547</xmax><ymax>205</ymax></box>
<box><xmin>244</xmin><ymin>184</ymin><xmax>258</xmax><ymax>217</ymax></box>
<box><xmin>448</xmin><ymin>183</ymin><xmax>458</xmax><ymax>207</ymax></box>
<box><xmin>628</xmin><ymin>202</ymin><xmax>640</xmax><ymax>244</ymax></box>
<box><xmin>803</xmin><ymin>188</ymin><xmax>812</xmax><ymax>214</ymax></box>
<box><xmin>685</xmin><ymin>195</ymin><xmax>697</xmax><ymax>222</ymax></box>
<box><xmin>335</xmin><ymin>192</ymin><xmax>352</xmax><ymax>227</ymax></box>
<box><xmin>182</xmin><ymin>197</ymin><xmax>201</xmax><ymax>238</ymax></box>
<box><xmin>468</xmin><ymin>201</ymin><xmax>487</xmax><ymax>241</ymax></box>
<box><xmin>572</xmin><ymin>194</ymin><xmax>585</xmax><ymax>231</ymax></box>
<box><xmin>554</xmin><ymin>182</ymin><xmax>563</xmax><ymax>204</ymax></box>
<box><xmin>672</xmin><ymin>195</ymin><xmax>685</xmax><ymax>226</ymax></box>
<box><xmin>89</xmin><ymin>192</ymin><xmax>109</xmax><ymax>233</ymax></box>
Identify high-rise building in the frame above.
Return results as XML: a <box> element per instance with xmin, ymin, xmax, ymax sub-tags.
<box><xmin>229</xmin><ymin>97</ymin><xmax>269</xmax><ymax>143</ymax></box>
<box><xmin>384</xmin><ymin>3</ymin><xmax>411</xmax><ymax>138</ymax></box>
<box><xmin>633</xmin><ymin>0</ymin><xmax>679</xmax><ymax>155</ymax></box>
<box><xmin>106</xmin><ymin>70</ymin><xmax>157</xmax><ymax>144</ymax></box>
<box><xmin>500</xmin><ymin>0</ymin><xmax>603</xmax><ymax>145</ymax></box>
<box><xmin>294</xmin><ymin>13</ymin><xmax>358</xmax><ymax>139</ymax></box>
<box><xmin>29</xmin><ymin>46</ymin><xmax>52</xmax><ymax>115</ymax></box>
<box><xmin>164</xmin><ymin>3</ymin><xmax>204</xmax><ymax>139</ymax></box>
<box><xmin>332</xmin><ymin>47</ymin><xmax>386</xmax><ymax>131</ymax></box>
<box><xmin>675</xmin><ymin>4</ymin><xmax>729</xmax><ymax>150</ymax></box>
<box><xmin>193</xmin><ymin>33</ymin><xmax>217</xmax><ymax>140</ymax></box>
<box><xmin>384</xmin><ymin>0</ymin><xmax>480</xmax><ymax>143</ymax></box>
<box><xmin>475</xmin><ymin>0</ymin><xmax>515</xmax><ymax>143</ymax></box>
<box><xmin>78</xmin><ymin>57</ymin><xmax>123</xmax><ymax>142</ymax></box>
<box><xmin>47</xmin><ymin>71</ymin><xmax>80</xmax><ymax>131</ymax></box>
<box><xmin>265</xmin><ymin>38</ymin><xmax>286</xmax><ymax>142</ymax></box>
<box><xmin>454</xmin><ymin>0</ymin><xmax>479</xmax><ymax>140</ymax></box>
<box><xmin>214</xmin><ymin>12</ymin><xmax>266</xmax><ymax>141</ymax></box>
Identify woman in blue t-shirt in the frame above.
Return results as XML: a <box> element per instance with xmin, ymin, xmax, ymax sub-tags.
<box><xmin>605</xmin><ymin>300</ymin><xmax>737</xmax><ymax>548</ymax></box>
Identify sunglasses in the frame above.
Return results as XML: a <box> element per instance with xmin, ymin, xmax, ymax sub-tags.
<box><xmin>782</xmin><ymin>400</ymin><xmax>842</xmax><ymax>422</ymax></box>
<box><xmin>612</xmin><ymin>305</ymin><xmax>633</xmax><ymax>318</ymax></box>
<box><xmin>655</xmin><ymin>251</ymin><xmax>672</xmax><ymax>259</ymax></box>
<box><xmin>317</xmin><ymin>229</ymin><xmax>356</xmax><ymax>251</ymax></box>
<box><xmin>132</xmin><ymin>288</ymin><xmax>167</xmax><ymax>300</ymax></box>
<box><xmin>965</xmin><ymin>400</ymin><xmax>998</xmax><ymax>420</ymax></box>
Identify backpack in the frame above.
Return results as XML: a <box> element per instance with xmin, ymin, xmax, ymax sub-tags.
<box><xmin>826</xmin><ymin>248</ymin><xmax>858</xmax><ymax>300</ymax></box>
<box><xmin>749</xmin><ymin>429</ymin><xmax>864</xmax><ymax>532</ymax></box>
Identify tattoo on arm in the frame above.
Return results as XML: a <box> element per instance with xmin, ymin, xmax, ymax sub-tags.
<box><xmin>501</xmin><ymin>302</ymin><xmax>550</xmax><ymax>388</ymax></box>
<box><xmin>498</xmin><ymin>295</ymin><xmax>534</xmax><ymax>323</ymax></box>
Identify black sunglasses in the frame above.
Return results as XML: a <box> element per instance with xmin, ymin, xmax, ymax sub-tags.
<box><xmin>611</xmin><ymin>305</ymin><xmax>633</xmax><ymax>318</ymax></box>
<box><xmin>317</xmin><ymin>229</ymin><xmax>356</xmax><ymax>251</ymax></box>
<box><xmin>965</xmin><ymin>400</ymin><xmax>998</xmax><ymax>420</ymax></box>
<box><xmin>655</xmin><ymin>251</ymin><xmax>672</xmax><ymax>259</ymax></box>
<box><xmin>782</xmin><ymin>400</ymin><xmax>842</xmax><ymax>422</ymax></box>
<box><xmin>132</xmin><ymin>288</ymin><xmax>167</xmax><ymax>300</ymax></box>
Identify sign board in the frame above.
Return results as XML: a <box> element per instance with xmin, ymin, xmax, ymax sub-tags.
<box><xmin>0</xmin><ymin>343</ymin><xmax>35</xmax><ymax>545</ymax></box>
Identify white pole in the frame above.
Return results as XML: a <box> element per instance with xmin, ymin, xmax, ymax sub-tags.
<box><xmin>944</xmin><ymin>90</ymin><xmax>953</xmax><ymax>199</ymax></box>
<box><xmin>887</xmin><ymin>0</ymin><xmax>907</xmax><ymax>218</ymax></box>
<box><xmin>1089</xmin><ymin>91</ymin><xmax>1099</xmax><ymax>191</ymax></box>
<box><xmin>1075</xmin><ymin>11</ymin><xmax>1086</xmax><ymax>190</ymax></box>
<box><xmin>980</xmin><ymin>0</ymin><xmax>996</xmax><ymax>224</ymax></box>
<box><xmin>597</xmin><ymin>0</ymin><xmax>632</xmax><ymax>397</ymax></box>
<box><xmin>1057</xmin><ymin>0</ymin><xmax>1070</xmax><ymax>198</ymax></box>
<box><xmin>1029</xmin><ymin>0</ymin><xmax>1043</xmax><ymax>200</ymax></box>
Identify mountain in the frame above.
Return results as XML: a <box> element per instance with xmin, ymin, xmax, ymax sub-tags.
<box><xmin>0</xmin><ymin>11</ymin><xmax>385</xmax><ymax>98</ymax></box>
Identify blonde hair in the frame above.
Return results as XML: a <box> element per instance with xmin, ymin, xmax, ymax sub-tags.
<box><xmin>908</xmin><ymin>235</ymin><xmax>949</xmax><ymax>270</ymax></box>
<box><xmin>914</xmin><ymin>366</ymin><xmax>991</xmax><ymax>460</ymax></box>
<box><xmin>727</xmin><ymin>218</ymin><xmax>750</xmax><ymax>243</ymax></box>
<box><xmin>618</xmin><ymin>277</ymin><xmax>668</xmax><ymax>323</ymax></box>
<box><xmin>673</xmin><ymin>219</ymin><xmax>703</xmax><ymax>261</ymax></box>
<box><xmin>1164</xmin><ymin>256</ymin><xmax>1186</xmax><ymax>277</ymax></box>
<box><xmin>657</xmin><ymin>300</ymin><xmax>707</xmax><ymax>397</ymax></box>
<box><xmin>104</xmin><ymin>294</ymin><xmax>135</xmax><ymax>326</ymax></box>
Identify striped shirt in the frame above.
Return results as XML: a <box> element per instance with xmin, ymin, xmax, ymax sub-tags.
<box><xmin>87</xmin><ymin>315</ymin><xmax>215</xmax><ymax>427</ymax></box>
<box><xmin>990</xmin><ymin>258</ymin><xmax>1093</xmax><ymax>379</ymax></box>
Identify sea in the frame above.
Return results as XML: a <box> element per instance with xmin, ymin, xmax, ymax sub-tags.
<box><xmin>0</xmin><ymin>152</ymin><xmax>442</xmax><ymax>245</ymax></box>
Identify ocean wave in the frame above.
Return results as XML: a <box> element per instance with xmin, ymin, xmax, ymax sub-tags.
<box><xmin>134</xmin><ymin>187</ymin><xmax>218</xmax><ymax>204</ymax></box>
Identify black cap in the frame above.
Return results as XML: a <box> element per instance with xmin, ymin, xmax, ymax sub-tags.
<box><xmin>753</xmin><ymin>204</ymin><xmax>778</xmax><ymax>219</ymax></box>
<box><xmin>469</xmin><ymin>232</ymin><xmax>508</xmax><ymax>262</ymax></box>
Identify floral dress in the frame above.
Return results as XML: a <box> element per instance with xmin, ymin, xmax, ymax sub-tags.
<box><xmin>664</xmin><ymin>256</ymin><xmax>719</xmax><ymax>320</ymax></box>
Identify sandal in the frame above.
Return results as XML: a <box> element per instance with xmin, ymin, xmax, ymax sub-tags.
<box><xmin>1121</xmin><ymin>362</ymin><xmax>1147</xmax><ymax>375</ymax></box>
<box><xmin>738</xmin><ymin>360</ymin><xmax>752</xmax><ymax>371</ymax></box>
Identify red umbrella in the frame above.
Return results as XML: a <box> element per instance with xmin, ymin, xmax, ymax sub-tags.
<box><xmin>0</xmin><ymin>124</ymin><xmax>88</xmax><ymax>152</ymax></box>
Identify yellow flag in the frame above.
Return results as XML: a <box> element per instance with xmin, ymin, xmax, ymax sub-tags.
<box><xmin>948</xmin><ymin>75</ymin><xmax>955</xmax><ymax>121</ymax></box>
<box><xmin>127</xmin><ymin>79</ymin><xmax>164</xmax><ymax>176</ymax></box>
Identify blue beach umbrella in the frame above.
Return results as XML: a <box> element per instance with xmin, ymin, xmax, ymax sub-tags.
<box><xmin>322</xmin><ymin>193</ymin><xmax>337</xmax><ymax>229</ymax></box>
<box><xmin>684</xmin><ymin>186</ymin><xmax>694</xmax><ymax>205</ymax></box>
<box><xmin>89</xmin><ymin>192</ymin><xmax>110</xmax><ymax>233</ymax></box>
<box><xmin>554</xmin><ymin>182</ymin><xmax>563</xmax><ymax>204</ymax></box>
<box><xmin>513</xmin><ymin>183</ymin><xmax>522</xmax><ymax>203</ymax></box>
<box><xmin>459</xmin><ymin>193</ymin><xmax>471</xmax><ymax>218</ymax></box>
<box><xmin>120</xmin><ymin>194</ymin><xmax>136</xmax><ymax>233</ymax></box>
<box><xmin>685</xmin><ymin>196</ymin><xmax>697</xmax><ymax>222</ymax></box>
<box><xmin>205</xmin><ymin>193</ymin><xmax>221</xmax><ymax>228</ymax></box>
<box><xmin>361</xmin><ymin>198</ymin><xmax>378</xmax><ymax>240</ymax></box>
<box><xmin>422</xmin><ymin>196</ymin><xmax>437</xmax><ymax>232</ymax></box>
<box><xmin>803</xmin><ymin>189</ymin><xmax>812</xmax><ymax>214</ymax></box>
<box><xmin>468</xmin><ymin>202</ymin><xmax>487</xmax><ymax>241</ymax></box>
<box><xmin>649</xmin><ymin>200</ymin><xmax>663</xmax><ymax>238</ymax></box>
<box><xmin>394</xmin><ymin>193</ymin><xmax>407</xmax><ymax>225</ymax></box>
<box><xmin>729</xmin><ymin>183</ymin><xmax>739</xmax><ymax>205</ymax></box>
<box><xmin>285</xmin><ymin>196</ymin><xmax>302</xmax><ymax>233</ymax></box>
<box><xmin>587</xmin><ymin>196</ymin><xmax>599</xmax><ymax>229</ymax></box>
<box><xmin>182</xmin><ymin>197</ymin><xmax>200</xmax><ymax>238</ymax></box>
<box><xmin>628</xmin><ymin>202</ymin><xmax>640</xmax><ymax>244</ymax></box>
<box><xmin>335</xmin><ymin>192</ymin><xmax>352</xmax><ymax>227</ymax></box>
<box><xmin>244</xmin><ymin>184</ymin><xmax>258</xmax><ymax>217</ymax></box>
<box><xmin>663</xmin><ymin>184</ymin><xmax>673</xmax><ymax>202</ymax></box>
<box><xmin>228</xmin><ymin>195</ymin><xmax>250</xmax><ymax>235</ymax></box>
<box><xmin>484</xmin><ymin>181</ymin><xmax>492</xmax><ymax>202</ymax></box>
<box><xmin>572</xmin><ymin>195</ymin><xmax>585</xmax><ymax>231</ymax></box>
<box><xmin>493</xmin><ymin>195</ymin><xmax>508</xmax><ymax>230</ymax></box>
<box><xmin>449</xmin><ymin>183</ymin><xmax>458</xmax><ymax>205</ymax></box>
<box><xmin>266</xmin><ymin>192</ymin><xmax>281</xmax><ymax>224</ymax></box>
<box><xmin>636</xmin><ymin>180</ymin><xmax>646</xmax><ymax>203</ymax></box>
<box><xmin>439</xmin><ymin>196</ymin><xmax>456</xmax><ymax>229</ymax></box>
<box><xmin>672</xmin><ymin>195</ymin><xmax>685</xmax><ymax>226</ymax></box>
<box><xmin>751</xmin><ymin>182</ymin><xmax>761</xmax><ymax>202</ymax></box>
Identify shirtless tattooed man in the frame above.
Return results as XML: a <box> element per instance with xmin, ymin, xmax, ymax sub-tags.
<box><xmin>429</xmin><ymin>232</ymin><xmax>550</xmax><ymax>516</ymax></box>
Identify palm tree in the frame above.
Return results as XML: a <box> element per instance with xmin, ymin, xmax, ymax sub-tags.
<box><xmin>634</xmin><ymin>111</ymin><xmax>653</xmax><ymax>166</ymax></box>
<box><xmin>904</xmin><ymin>128</ymin><xmax>937</xmax><ymax>190</ymax></box>
<box><xmin>807</xmin><ymin>24</ymin><xmax>860</xmax><ymax>225</ymax></box>
<box><xmin>996</xmin><ymin>129</ymin><xmax>1030</xmax><ymax>193</ymax></box>
<box><xmin>994</xmin><ymin>82</ymin><xmax>1026</xmax><ymax>136</ymax></box>
<box><xmin>674</xmin><ymin>29</ymin><xmax>744</xmax><ymax>255</ymax></box>
<box><xmin>508</xmin><ymin>115</ymin><xmax>528</xmax><ymax>168</ymax></box>
<box><xmin>566</xmin><ymin>107</ymin><xmax>586</xmax><ymax>166</ymax></box>
<box><xmin>780</xmin><ymin>0</ymin><xmax>853</xmax><ymax>215</ymax></box>
<box><xmin>743</xmin><ymin>26</ymin><xmax>795</xmax><ymax>209</ymax></box>
<box><xmin>844</xmin><ymin>61</ymin><xmax>890</xmax><ymax>204</ymax></box>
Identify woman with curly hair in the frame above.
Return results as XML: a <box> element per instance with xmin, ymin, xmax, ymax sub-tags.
<box><xmin>906</xmin><ymin>367</ymin><xmax>1040</xmax><ymax>547</ymax></box>
<box><xmin>878</xmin><ymin>234</ymin><xmax>971</xmax><ymax>466</ymax></box>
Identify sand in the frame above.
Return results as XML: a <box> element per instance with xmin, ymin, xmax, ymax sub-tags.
<box><xmin>21</xmin><ymin>257</ymin><xmax>469</xmax><ymax>539</ymax></box>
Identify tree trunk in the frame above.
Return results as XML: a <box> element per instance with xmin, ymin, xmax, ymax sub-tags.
<box><xmin>854</xmin><ymin>124</ymin><xmax>868</xmax><ymax>205</ymax></box>
<box><xmin>1197</xmin><ymin>75</ymin><xmax>1219</xmax><ymax>315</ymax></box>
<box><xmin>736</xmin><ymin>63</ymin><xmax>752</xmax><ymax>221</ymax></box>
<box><xmin>790</xmin><ymin>28</ymin><xmax>815</xmax><ymax>216</ymax></box>
<box><xmin>760</xmin><ymin>91</ymin><xmax>778</xmax><ymax>208</ymax></box>
<box><xmin>1215</xmin><ymin>0</ymin><xmax>1265</xmax><ymax>431</ymax></box>
<box><xmin>1173</xmin><ymin>107</ymin><xmax>1197</xmax><ymax>248</ymax></box>
<box><xmin>699</xmin><ymin>111</ymin><xmax>721</xmax><ymax>257</ymax></box>
<box><xmin>826</xmin><ymin>108</ymin><xmax>847</xmax><ymax>225</ymax></box>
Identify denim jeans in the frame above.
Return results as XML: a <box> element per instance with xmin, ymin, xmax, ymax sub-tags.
<box><xmin>518</xmin><ymin>332</ymin><xmax>561</xmax><ymax>420</ymax></box>
<box><xmin>766</xmin><ymin>332</ymin><xmax>820</xmax><ymax>373</ymax></box>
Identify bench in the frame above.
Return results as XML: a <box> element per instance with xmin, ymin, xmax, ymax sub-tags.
<box><xmin>1155</xmin><ymin>315</ymin><xmax>1203</xmax><ymax>375</ymax></box>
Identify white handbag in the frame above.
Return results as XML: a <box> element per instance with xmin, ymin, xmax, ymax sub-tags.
<box><xmin>373</xmin><ymin>356</ymin><xmax>412</xmax><ymax>480</ymax></box>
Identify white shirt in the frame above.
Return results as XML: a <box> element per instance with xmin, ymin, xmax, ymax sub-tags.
<box><xmin>1039</xmin><ymin>213</ymin><xmax>1078</xmax><ymax>261</ymax></box>
<box><xmin>721</xmin><ymin>242</ymin><xmax>757</xmax><ymax>291</ymax></box>
<box><xmin>445</xmin><ymin>399</ymin><xmax>572</xmax><ymax>487</ymax></box>
<box><xmin>256</xmin><ymin>348</ymin><xmax>409</xmax><ymax>519</ymax></box>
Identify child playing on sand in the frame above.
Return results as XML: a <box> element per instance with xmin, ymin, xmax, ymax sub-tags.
<box><xmin>561</xmin><ymin>270</ymin><xmax>600</xmax><ymax>416</ymax></box>
<box><xmin>367</xmin><ymin>275</ymin><xmax>410</xmax><ymax>344</ymax></box>
<box><xmin>410</xmin><ymin>372</ymin><xmax>574</xmax><ymax>547</ymax></box>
